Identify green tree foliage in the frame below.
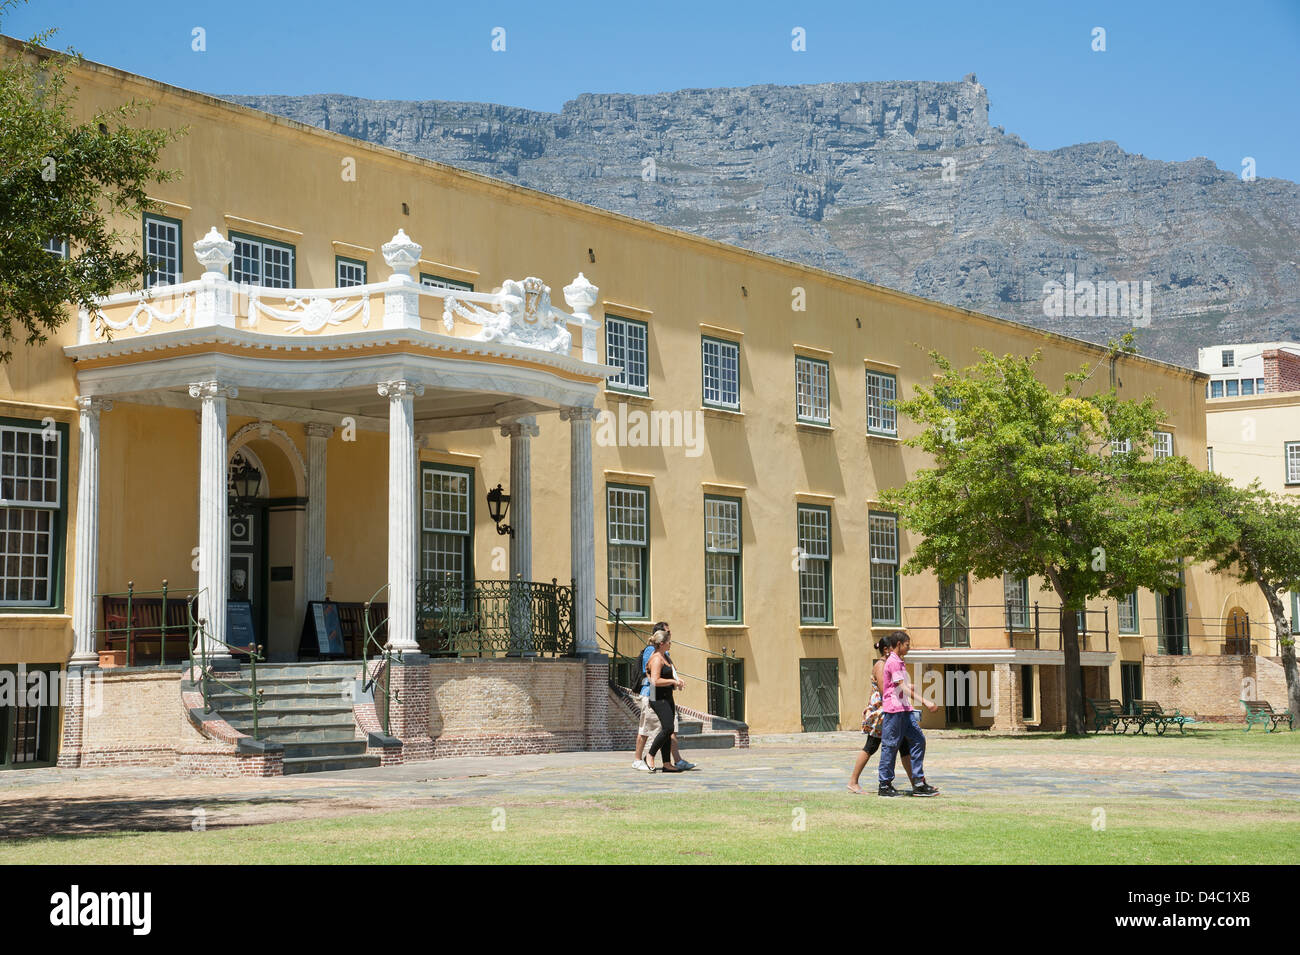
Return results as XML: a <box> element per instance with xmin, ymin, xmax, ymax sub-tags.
<box><xmin>882</xmin><ymin>342</ymin><xmax>1232</xmax><ymax>735</ymax></box>
<box><xmin>0</xmin><ymin>5</ymin><xmax>182</xmax><ymax>362</ymax></box>
<box><xmin>1202</xmin><ymin>480</ymin><xmax>1300</xmax><ymax>719</ymax></box>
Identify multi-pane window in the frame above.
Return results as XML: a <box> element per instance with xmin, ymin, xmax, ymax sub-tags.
<box><xmin>420</xmin><ymin>274</ymin><xmax>474</xmax><ymax>292</ymax></box>
<box><xmin>1221</xmin><ymin>350</ymin><xmax>1235</xmax><ymax>368</ymax></box>
<box><xmin>605</xmin><ymin>316</ymin><xmax>649</xmax><ymax>394</ymax></box>
<box><xmin>1242</xmin><ymin>379</ymin><xmax>1256</xmax><ymax>396</ymax></box>
<box><xmin>1226</xmin><ymin>380</ymin><xmax>1239</xmax><ymax>397</ymax></box>
<box><xmin>144</xmin><ymin>215</ymin><xmax>181</xmax><ymax>287</ymax></box>
<box><xmin>43</xmin><ymin>238</ymin><xmax>68</xmax><ymax>259</ymax></box>
<box><xmin>420</xmin><ymin>466</ymin><xmax>473</xmax><ymax>586</ymax></box>
<box><xmin>704</xmin><ymin>496</ymin><xmax>742</xmax><ymax>622</ymax></box>
<box><xmin>0</xmin><ymin>423</ymin><xmax>65</xmax><ymax>608</ymax></box>
<box><xmin>796</xmin><ymin>356</ymin><xmax>830</xmax><ymax>424</ymax></box>
<box><xmin>607</xmin><ymin>485</ymin><xmax>649</xmax><ymax>618</ymax></box>
<box><xmin>1210</xmin><ymin>380</ymin><xmax>1224</xmax><ymax>399</ymax></box>
<box><xmin>1004</xmin><ymin>574</ymin><xmax>1030</xmax><ymax>630</ymax></box>
<box><xmin>1207</xmin><ymin>447</ymin><xmax>1215</xmax><ymax>473</ymax></box>
<box><xmin>866</xmin><ymin>370</ymin><xmax>898</xmax><ymax>436</ymax></box>
<box><xmin>1118</xmin><ymin>591</ymin><xmax>1139</xmax><ymax>634</ymax></box>
<box><xmin>1111</xmin><ymin>437</ymin><xmax>1132</xmax><ymax>455</ymax></box>
<box><xmin>1153</xmin><ymin>431</ymin><xmax>1174</xmax><ymax>459</ymax></box>
<box><xmin>1286</xmin><ymin>442</ymin><xmax>1300</xmax><ymax>485</ymax></box>
<box><xmin>868</xmin><ymin>512</ymin><xmax>900</xmax><ymax>626</ymax></box>
<box><xmin>335</xmin><ymin>257</ymin><xmax>366</xmax><ymax>288</ymax></box>
<box><xmin>230</xmin><ymin>233</ymin><xmax>295</xmax><ymax>288</ymax></box>
<box><xmin>796</xmin><ymin>505</ymin><xmax>831</xmax><ymax>624</ymax></box>
<box><xmin>702</xmin><ymin>337</ymin><xmax>740</xmax><ymax>409</ymax></box>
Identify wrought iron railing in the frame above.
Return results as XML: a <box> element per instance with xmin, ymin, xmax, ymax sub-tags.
<box><xmin>902</xmin><ymin>603</ymin><xmax>1112</xmax><ymax>651</ymax></box>
<box><xmin>185</xmin><ymin>592</ymin><xmax>264</xmax><ymax>739</ymax></box>
<box><xmin>94</xmin><ymin>580</ymin><xmax>195</xmax><ymax>667</ymax></box>
<box><xmin>360</xmin><ymin>583</ymin><xmax>400</xmax><ymax>734</ymax></box>
<box><xmin>416</xmin><ymin>577</ymin><xmax>575</xmax><ymax>656</ymax></box>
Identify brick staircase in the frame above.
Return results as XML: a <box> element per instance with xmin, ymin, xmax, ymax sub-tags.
<box><xmin>206</xmin><ymin>661</ymin><xmax>379</xmax><ymax>775</ymax></box>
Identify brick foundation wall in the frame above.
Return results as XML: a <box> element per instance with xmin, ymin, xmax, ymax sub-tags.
<box><xmin>1263</xmin><ymin>349</ymin><xmax>1300</xmax><ymax>394</ymax></box>
<box><xmin>1143</xmin><ymin>655</ymin><xmax>1287</xmax><ymax>721</ymax></box>
<box><xmin>75</xmin><ymin>669</ymin><xmax>186</xmax><ymax>767</ymax></box>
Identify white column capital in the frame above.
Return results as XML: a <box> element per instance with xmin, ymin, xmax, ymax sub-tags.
<box><xmin>378</xmin><ymin>379</ymin><xmax>424</xmax><ymax>401</ymax></box>
<box><xmin>188</xmin><ymin>380</ymin><xmax>238</xmax><ymax>401</ymax></box>
<box><xmin>559</xmin><ymin>406</ymin><xmax>599</xmax><ymax>423</ymax></box>
<box><xmin>75</xmin><ymin>395</ymin><xmax>114</xmax><ymax>415</ymax></box>
<box><xmin>304</xmin><ymin>422</ymin><xmax>336</xmax><ymax>439</ymax></box>
<box><xmin>500</xmin><ymin>417</ymin><xmax>540</xmax><ymax>440</ymax></box>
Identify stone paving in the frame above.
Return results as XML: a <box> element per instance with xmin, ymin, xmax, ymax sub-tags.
<box><xmin>0</xmin><ymin>731</ymin><xmax>1296</xmax><ymax>839</ymax></box>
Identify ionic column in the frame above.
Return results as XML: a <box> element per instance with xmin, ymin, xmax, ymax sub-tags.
<box><xmin>500</xmin><ymin>418</ymin><xmax>538</xmax><ymax>583</ymax></box>
<box><xmin>70</xmin><ymin>396</ymin><xmax>112</xmax><ymax>667</ymax></box>
<box><xmin>380</xmin><ymin>379</ymin><xmax>423</xmax><ymax>651</ymax></box>
<box><xmin>304</xmin><ymin>423</ymin><xmax>334</xmax><ymax>602</ymax></box>
<box><xmin>189</xmin><ymin>380</ymin><xmax>235</xmax><ymax>658</ymax></box>
<box><xmin>561</xmin><ymin>406</ymin><xmax>598</xmax><ymax>655</ymax></box>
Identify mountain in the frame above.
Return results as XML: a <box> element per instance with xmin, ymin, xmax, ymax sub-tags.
<box><xmin>223</xmin><ymin>75</ymin><xmax>1300</xmax><ymax>367</ymax></box>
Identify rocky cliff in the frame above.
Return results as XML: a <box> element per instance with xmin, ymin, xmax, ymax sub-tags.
<box><xmin>224</xmin><ymin>75</ymin><xmax>1300</xmax><ymax>367</ymax></box>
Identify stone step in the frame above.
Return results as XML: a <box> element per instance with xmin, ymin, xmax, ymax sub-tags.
<box><xmin>218</xmin><ymin>704</ymin><xmax>354</xmax><ymax>727</ymax></box>
<box><xmin>674</xmin><ymin>732</ymin><xmax>735</xmax><ymax>750</ymax></box>
<box><xmin>232</xmin><ymin>663</ymin><xmax>361</xmax><ymax>681</ymax></box>
<box><xmin>216</xmin><ymin>676</ymin><xmax>356</xmax><ymax>693</ymax></box>
<box><xmin>282</xmin><ymin>753</ymin><xmax>382</xmax><ymax>775</ymax></box>
<box><xmin>677</xmin><ymin>720</ymin><xmax>704</xmax><ymax>735</ymax></box>
<box><xmin>280</xmin><ymin>738</ymin><xmax>368</xmax><ymax>759</ymax></box>
<box><xmin>208</xmin><ymin>688</ymin><xmax>353</xmax><ymax>708</ymax></box>
<box><xmin>231</xmin><ymin>724</ymin><xmax>359</xmax><ymax>743</ymax></box>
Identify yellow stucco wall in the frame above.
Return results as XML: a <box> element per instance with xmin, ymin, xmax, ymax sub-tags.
<box><xmin>0</xmin><ymin>41</ymin><xmax>1256</xmax><ymax>732</ymax></box>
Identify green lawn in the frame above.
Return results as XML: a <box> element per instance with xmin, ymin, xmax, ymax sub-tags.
<box><xmin>5</xmin><ymin>794</ymin><xmax>1298</xmax><ymax>864</ymax></box>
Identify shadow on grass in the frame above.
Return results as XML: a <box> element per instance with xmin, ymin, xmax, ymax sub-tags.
<box><xmin>0</xmin><ymin>793</ymin><xmax>298</xmax><ymax>841</ymax></box>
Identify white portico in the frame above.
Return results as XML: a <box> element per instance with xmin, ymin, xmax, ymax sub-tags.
<box><xmin>65</xmin><ymin>228</ymin><xmax>614</xmax><ymax>663</ymax></box>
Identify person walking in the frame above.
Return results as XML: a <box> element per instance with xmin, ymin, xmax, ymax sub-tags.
<box><xmin>847</xmin><ymin>634</ymin><xmax>916</xmax><ymax>793</ymax></box>
<box><xmin>646</xmin><ymin>631</ymin><xmax>686</xmax><ymax>772</ymax></box>
<box><xmin>633</xmin><ymin>624</ymin><xmax>694</xmax><ymax>771</ymax></box>
<box><xmin>877</xmin><ymin>631</ymin><xmax>940</xmax><ymax>797</ymax></box>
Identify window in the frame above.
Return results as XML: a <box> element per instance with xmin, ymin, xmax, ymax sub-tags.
<box><xmin>1121</xmin><ymin>662</ymin><xmax>1143</xmax><ymax>712</ymax></box>
<box><xmin>335</xmin><ymin>256</ymin><xmax>366</xmax><ymax>288</ymax></box>
<box><xmin>866</xmin><ymin>370</ymin><xmax>897</xmax><ymax>436</ymax></box>
<box><xmin>1110</xmin><ymin>437</ymin><xmax>1132</xmax><ymax>455</ymax></box>
<box><xmin>1221</xmin><ymin>350</ymin><xmax>1234</xmax><ymax>368</ymax></box>
<box><xmin>605</xmin><ymin>315</ymin><xmax>649</xmax><ymax>394</ymax></box>
<box><xmin>420</xmin><ymin>273</ymin><xmax>474</xmax><ymax>292</ymax></box>
<box><xmin>607</xmin><ymin>485</ymin><xmax>649</xmax><ymax>619</ymax></box>
<box><xmin>1226</xmin><ymin>380</ymin><xmax>1239</xmax><ymax>397</ymax></box>
<box><xmin>707</xmin><ymin>657</ymin><xmax>745</xmax><ymax>722</ymax></box>
<box><xmin>1118</xmin><ymin>591</ymin><xmax>1139</xmax><ymax>634</ymax></box>
<box><xmin>1004</xmin><ymin>574</ymin><xmax>1029</xmax><ymax>631</ymax></box>
<box><xmin>230</xmin><ymin>232</ymin><xmax>295</xmax><ymax>288</ymax></box>
<box><xmin>796</xmin><ymin>505</ymin><xmax>831</xmax><ymax>624</ymax></box>
<box><xmin>795</xmin><ymin>356</ymin><xmax>830</xmax><ymax>424</ymax></box>
<box><xmin>1210</xmin><ymin>380</ymin><xmax>1224</xmax><ymax>398</ymax></box>
<box><xmin>704</xmin><ymin>496</ymin><xmax>742</xmax><ymax>623</ymax></box>
<box><xmin>868</xmin><ymin>512</ymin><xmax>900</xmax><ymax>626</ymax></box>
<box><xmin>939</xmin><ymin>575</ymin><xmax>970</xmax><ymax>647</ymax></box>
<box><xmin>1257</xmin><ymin>378</ymin><xmax>1267</xmax><ymax>394</ymax></box>
<box><xmin>1</xmin><ymin>664</ymin><xmax>60</xmax><ymax>766</ymax></box>
<box><xmin>701</xmin><ymin>337</ymin><xmax>740</xmax><ymax>409</ymax></box>
<box><xmin>1153</xmin><ymin>431</ymin><xmax>1174</xmax><ymax>459</ymax></box>
<box><xmin>43</xmin><ymin>238</ymin><xmax>68</xmax><ymax>259</ymax></box>
<box><xmin>1207</xmin><ymin>447</ymin><xmax>1214</xmax><ymax>473</ymax></box>
<box><xmin>1241</xmin><ymin>378</ymin><xmax>1255</xmax><ymax>396</ymax></box>
<box><xmin>420</xmin><ymin>465</ymin><xmax>473</xmax><ymax>586</ymax></box>
<box><xmin>1286</xmin><ymin>442</ymin><xmax>1300</xmax><ymax>485</ymax></box>
<box><xmin>143</xmin><ymin>214</ymin><xmax>182</xmax><ymax>287</ymax></box>
<box><xmin>0</xmin><ymin>421</ymin><xmax>67</xmax><ymax>609</ymax></box>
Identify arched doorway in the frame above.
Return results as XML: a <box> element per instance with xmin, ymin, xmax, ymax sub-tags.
<box><xmin>1224</xmin><ymin>606</ymin><xmax>1251</xmax><ymax>655</ymax></box>
<box><xmin>228</xmin><ymin>424</ymin><xmax>307</xmax><ymax>662</ymax></box>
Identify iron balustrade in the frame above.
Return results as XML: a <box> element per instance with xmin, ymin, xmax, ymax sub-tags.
<box><xmin>360</xmin><ymin>583</ymin><xmax>401</xmax><ymax>734</ymax></box>
<box><xmin>94</xmin><ymin>580</ymin><xmax>195</xmax><ymax>667</ymax></box>
<box><xmin>416</xmin><ymin>577</ymin><xmax>575</xmax><ymax>656</ymax></box>
<box><xmin>1138</xmin><ymin>615</ymin><xmax>1282</xmax><ymax>657</ymax></box>
<box><xmin>185</xmin><ymin>591</ymin><xmax>264</xmax><ymax>740</ymax></box>
<box><xmin>901</xmin><ymin>603</ymin><xmax>1112</xmax><ymax>652</ymax></box>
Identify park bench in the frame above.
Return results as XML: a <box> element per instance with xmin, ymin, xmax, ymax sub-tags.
<box><xmin>1130</xmin><ymin>700</ymin><xmax>1198</xmax><ymax>735</ymax></box>
<box><xmin>1087</xmin><ymin>697</ymin><xmax>1136</xmax><ymax>734</ymax></box>
<box><xmin>1241</xmin><ymin>700</ymin><xmax>1294</xmax><ymax>732</ymax></box>
<box><xmin>101</xmin><ymin>594</ymin><xmax>196</xmax><ymax>666</ymax></box>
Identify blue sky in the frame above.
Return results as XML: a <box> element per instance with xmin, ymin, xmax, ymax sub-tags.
<box><xmin>6</xmin><ymin>0</ymin><xmax>1300</xmax><ymax>182</ymax></box>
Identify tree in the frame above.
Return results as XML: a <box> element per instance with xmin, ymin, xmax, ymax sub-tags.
<box><xmin>0</xmin><ymin>4</ymin><xmax>181</xmax><ymax>363</ymax></box>
<box><xmin>1202</xmin><ymin>480</ymin><xmax>1300</xmax><ymax>720</ymax></box>
<box><xmin>881</xmin><ymin>342</ymin><xmax>1232</xmax><ymax>735</ymax></box>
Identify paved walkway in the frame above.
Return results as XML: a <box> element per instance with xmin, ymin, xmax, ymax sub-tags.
<box><xmin>1</xmin><ymin>732</ymin><xmax>1296</xmax><ymax>839</ymax></box>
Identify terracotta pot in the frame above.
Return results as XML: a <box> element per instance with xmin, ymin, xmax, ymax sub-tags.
<box><xmin>98</xmin><ymin>649</ymin><xmax>127</xmax><ymax>668</ymax></box>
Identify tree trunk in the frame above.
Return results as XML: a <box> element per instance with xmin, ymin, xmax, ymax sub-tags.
<box><xmin>1060</xmin><ymin>606</ymin><xmax>1087</xmax><ymax>736</ymax></box>
<box><xmin>1257</xmin><ymin>581</ymin><xmax>1300</xmax><ymax>721</ymax></box>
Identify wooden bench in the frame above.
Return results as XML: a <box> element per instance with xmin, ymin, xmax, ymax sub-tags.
<box><xmin>101</xmin><ymin>595</ymin><xmax>196</xmax><ymax>666</ymax></box>
<box><xmin>1130</xmin><ymin>700</ymin><xmax>1198</xmax><ymax>735</ymax></box>
<box><xmin>1241</xmin><ymin>700</ymin><xmax>1294</xmax><ymax>732</ymax></box>
<box><xmin>1087</xmin><ymin>697</ymin><xmax>1136</xmax><ymax>734</ymax></box>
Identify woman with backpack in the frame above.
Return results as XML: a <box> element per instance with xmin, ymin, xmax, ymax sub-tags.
<box><xmin>847</xmin><ymin>633</ymin><xmax>915</xmax><ymax>794</ymax></box>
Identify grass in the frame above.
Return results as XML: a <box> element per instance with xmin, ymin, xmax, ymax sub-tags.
<box><xmin>4</xmin><ymin>793</ymin><xmax>1299</xmax><ymax>865</ymax></box>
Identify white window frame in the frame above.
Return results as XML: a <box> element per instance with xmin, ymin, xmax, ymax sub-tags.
<box><xmin>43</xmin><ymin>238</ymin><xmax>68</xmax><ymax>259</ymax></box>
<box><xmin>230</xmin><ymin>232</ymin><xmax>296</xmax><ymax>289</ymax></box>
<box><xmin>335</xmin><ymin>257</ymin><xmax>366</xmax><ymax>288</ymax></box>
<box><xmin>420</xmin><ymin>273</ymin><xmax>474</xmax><ymax>292</ymax></box>
<box><xmin>796</xmin><ymin>505</ymin><xmax>831</xmax><ymax>624</ymax></box>
<box><xmin>1286</xmin><ymin>441</ymin><xmax>1300</xmax><ymax>485</ymax></box>
<box><xmin>704</xmin><ymin>496</ymin><xmax>742</xmax><ymax>623</ymax></box>
<box><xmin>866</xmin><ymin>370</ymin><xmax>898</xmax><ymax>437</ymax></box>
<box><xmin>144</xmin><ymin>215</ymin><xmax>181</xmax><ymax>287</ymax></box>
<box><xmin>605</xmin><ymin>315</ymin><xmax>649</xmax><ymax>394</ymax></box>
<box><xmin>0</xmin><ymin>423</ymin><xmax>64</xmax><ymax>608</ymax></box>
<box><xmin>796</xmin><ymin>356</ymin><xmax>830</xmax><ymax>424</ymax></box>
<box><xmin>607</xmin><ymin>485</ymin><xmax>649</xmax><ymax>619</ymax></box>
<box><xmin>1153</xmin><ymin>431</ymin><xmax>1174</xmax><ymax>459</ymax></box>
<box><xmin>868</xmin><ymin>512</ymin><xmax>900</xmax><ymax>626</ymax></box>
<box><xmin>702</xmin><ymin>337</ymin><xmax>740</xmax><ymax>410</ymax></box>
<box><xmin>420</xmin><ymin>466</ymin><xmax>472</xmax><ymax>585</ymax></box>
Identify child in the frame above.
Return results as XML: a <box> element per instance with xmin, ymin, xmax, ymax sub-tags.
<box><xmin>877</xmin><ymin>631</ymin><xmax>940</xmax><ymax>797</ymax></box>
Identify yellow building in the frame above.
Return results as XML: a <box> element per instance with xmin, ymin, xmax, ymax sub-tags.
<box><xmin>0</xmin><ymin>41</ymin><xmax>1265</xmax><ymax>770</ymax></box>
